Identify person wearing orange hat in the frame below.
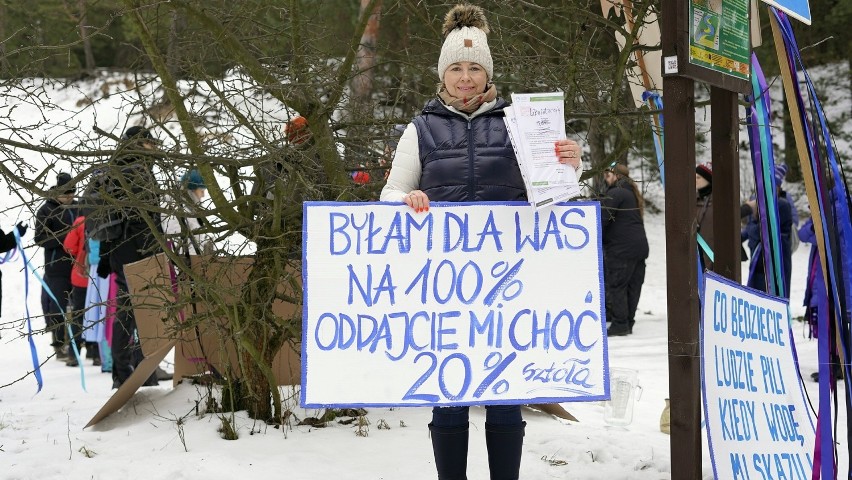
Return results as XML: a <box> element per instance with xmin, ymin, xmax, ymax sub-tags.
<box><xmin>285</xmin><ymin>116</ymin><xmax>311</xmax><ymax>145</ymax></box>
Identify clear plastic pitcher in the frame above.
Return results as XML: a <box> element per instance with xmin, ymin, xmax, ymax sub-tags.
<box><xmin>603</xmin><ymin>367</ymin><xmax>641</xmax><ymax>427</ymax></box>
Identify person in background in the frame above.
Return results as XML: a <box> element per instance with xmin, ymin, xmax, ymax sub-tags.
<box><xmin>34</xmin><ymin>172</ymin><xmax>78</xmax><ymax>359</ymax></box>
<box><xmin>62</xmin><ymin>215</ymin><xmax>100</xmax><ymax>367</ymax></box>
<box><xmin>797</xmin><ymin>217</ymin><xmax>842</xmax><ymax>382</ymax></box>
<box><xmin>82</xmin><ymin>233</ymin><xmax>112</xmax><ymax>373</ymax></box>
<box><xmin>1</xmin><ymin>222</ymin><xmax>27</xmax><ymax>339</ymax></box>
<box><xmin>94</xmin><ymin>125</ymin><xmax>163</xmax><ymax>388</ymax></box>
<box><xmin>380</xmin><ymin>5</ymin><xmax>583</xmax><ymax>479</ymax></box>
<box><xmin>775</xmin><ymin>163</ymin><xmax>799</xmax><ymax>228</ymax></box>
<box><xmin>252</xmin><ymin>115</ymin><xmax>323</xmax><ymax>203</ymax></box>
<box><xmin>600</xmin><ymin>163</ymin><xmax>649</xmax><ymax>337</ymax></box>
<box><xmin>742</xmin><ymin>163</ymin><xmax>793</xmax><ymax>297</ymax></box>
<box><xmin>161</xmin><ymin>169</ymin><xmax>214</xmax><ymax>256</ymax></box>
<box><xmin>695</xmin><ymin>162</ymin><xmax>714</xmax><ymax>270</ymax></box>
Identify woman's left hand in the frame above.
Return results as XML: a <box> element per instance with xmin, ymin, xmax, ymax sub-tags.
<box><xmin>555</xmin><ymin>139</ymin><xmax>582</xmax><ymax>169</ymax></box>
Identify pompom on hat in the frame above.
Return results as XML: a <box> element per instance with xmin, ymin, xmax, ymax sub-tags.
<box><xmin>437</xmin><ymin>4</ymin><xmax>493</xmax><ymax>82</ymax></box>
<box><xmin>696</xmin><ymin>162</ymin><xmax>712</xmax><ymax>183</ymax></box>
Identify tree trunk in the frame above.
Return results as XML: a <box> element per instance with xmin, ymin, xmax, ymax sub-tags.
<box><xmin>231</xmin><ymin>239</ymin><xmax>291</xmax><ymax>421</ymax></box>
<box><xmin>0</xmin><ymin>1</ymin><xmax>8</xmax><ymax>75</ymax></box>
<box><xmin>166</xmin><ymin>10</ymin><xmax>186</xmax><ymax>78</ymax></box>
<box><xmin>351</xmin><ymin>0</ymin><xmax>382</xmax><ymax>104</ymax></box>
<box><xmin>78</xmin><ymin>0</ymin><xmax>96</xmax><ymax>72</ymax></box>
<box><xmin>587</xmin><ymin>117</ymin><xmax>607</xmax><ymax>194</ymax></box>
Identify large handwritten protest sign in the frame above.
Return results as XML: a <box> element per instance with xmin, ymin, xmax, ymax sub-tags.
<box><xmin>301</xmin><ymin>201</ymin><xmax>608</xmax><ymax>408</ymax></box>
<box><xmin>701</xmin><ymin>272</ymin><xmax>816</xmax><ymax>479</ymax></box>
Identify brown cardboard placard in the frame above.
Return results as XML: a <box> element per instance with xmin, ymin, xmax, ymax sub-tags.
<box><xmin>525</xmin><ymin>403</ymin><xmax>579</xmax><ymax>422</ymax></box>
<box><xmin>84</xmin><ymin>339</ymin><xmax>177</xmax><ymax>429</ymax></box>
<box><xmin>86</xmin><ymin>253</ymin><xmax>301</xmax><ymax>428</ymax></box>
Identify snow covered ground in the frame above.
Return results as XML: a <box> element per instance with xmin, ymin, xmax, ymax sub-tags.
<box><xmin>0</xmin><ymin>211</ymin><xmax>836</xmax><ymax>480</ymax></box>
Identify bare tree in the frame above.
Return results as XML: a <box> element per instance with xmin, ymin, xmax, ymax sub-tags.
<box><xmin>0</xmin><ymin>0</ymin><xmax>652</xmax><ymax>426</ymax></box>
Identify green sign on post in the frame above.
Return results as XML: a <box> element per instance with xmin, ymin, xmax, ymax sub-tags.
<box><xmin>689</xmin><ymin>0</ymin><xmax>751</xmax><ymax>81</ymax></box>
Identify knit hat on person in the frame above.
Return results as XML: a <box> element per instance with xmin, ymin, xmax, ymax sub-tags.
<box><xmin>181</xmin><ymin>169</ymin><xmax>206</xmax><ymax>191</ymax></box>
<box><xmin>53</xmin><ymin>172</ymin><xmax>75</xmax><ymax>194</ymax></box>
<box><xmin>774</xmin><ymin>163</ymin><xmax>788</xmax><ymax>185</ymax></box>
<box><xmin>121</xmin><ymin>125</ymin><xmax>158</xmax><ymax>143</ymax></box>
<box><xmin>696</xmin><ymin>162</ymin><xmax>713</xmax><ymax>183</ymax></box>
<box><xmin>437</xmin><ymin>4</ymin><xmax>493</xmax><ymax>82</ymax></box>
<box><xmin>285</xmin><ymin>116</ymin><xmax>311</xmax><ymax>145</ymax></box>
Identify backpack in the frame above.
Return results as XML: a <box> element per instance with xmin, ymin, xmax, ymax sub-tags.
<box><xmin>80</xmin><ymin>168</ymin><xmax>127</xmax><ymax>242</ymax></box>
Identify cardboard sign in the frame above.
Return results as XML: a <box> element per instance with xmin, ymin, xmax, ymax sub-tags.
<box><xmin>86</xmin><ymin>254</ymin><xmax>301</xmax><ymax>428</ymax></box>
<box><xmin>701</xmin><ymin>272</ymin><xmax>816</xmax><ymax>479</ymax></box>
<box><xmin>301</xmin><ymin>201</ymin><xmax>608</xmax><ymax>408</ymax></box>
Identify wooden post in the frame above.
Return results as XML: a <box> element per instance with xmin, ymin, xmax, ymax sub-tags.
<box><xmin>661</xmin><ymin>0</ymin><xmax>701</xmax><ymax>477</ymax></box>
<box><xmin>710</xmin><ymin>87</ymin><xmax>742</xmax><ymax>283</ymax></box>
<box><xmin>662</xmin><ymin>75</ymin><xmax>702</xmax><ymax>480</ymax></box>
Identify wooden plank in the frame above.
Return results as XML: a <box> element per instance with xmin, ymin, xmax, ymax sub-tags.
<box><xmin>710</xmin><ymin>87</ymin><xmax>741</xmax><ymax>282</ymax></box>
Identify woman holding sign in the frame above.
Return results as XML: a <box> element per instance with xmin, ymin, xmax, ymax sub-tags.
<box><xmin>380</xmin><ymin>4</ymin><xmax>583</xmax><ymax>479</ymax></box>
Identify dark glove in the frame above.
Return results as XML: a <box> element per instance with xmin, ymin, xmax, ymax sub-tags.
<box><xmin>96</xmin><ymin>258</ymin><xmax>112</xmax><ymax>279</ymax></box>
<box><xmin>16</xmin><ymin>222</ymin><xmax>27</xmax><ymax>237</ymax></box>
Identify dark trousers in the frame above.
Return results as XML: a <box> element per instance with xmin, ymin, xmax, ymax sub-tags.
<box><xmin>111</xmin><ymin>268</ymin><xmax>153</xmax><ymax>386</ymax></box>
<box><xmin>68</xmin><ymin>285</ymin><xmax>87</xmax><ymax>353</ymax></box>
<box><xmin>432</xmin><ymin>404</ymin><xmax>523</xmax><ymax>428</ymax></box>
<box><xmin>604</xmin><ymin>256</ymin><xmax>646</xmax><ymax>331</ymax></box>
<box><xmin>42</xmin><ymin>276</ymin><xmax>72</xmax><ymax>347</ymax></box>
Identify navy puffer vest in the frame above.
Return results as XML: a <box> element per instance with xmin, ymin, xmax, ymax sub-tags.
<box><xmin>414</xmin><ymin>98</ymin><xmax>526</xmax><ymax>202</ymax></box>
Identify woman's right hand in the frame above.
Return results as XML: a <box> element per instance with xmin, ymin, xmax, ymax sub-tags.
<box><xmin>404</xmin><ymin>190</ymin><xmax>430</xmax><ymax>213</ymax></box>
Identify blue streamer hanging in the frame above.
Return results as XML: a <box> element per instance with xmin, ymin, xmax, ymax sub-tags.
<box><xmin>8</xmin><ymin>228</ymin><xmax>45</xmax><ymax>393</ymax></box>
<box><xmin>772</xmin><ymin>7</ymin><xmax>852</xmax><ymax>478</ymax></box>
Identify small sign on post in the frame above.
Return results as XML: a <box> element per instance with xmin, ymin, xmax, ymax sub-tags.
<box><xmin>301</xmin><ymin>201</ymin><xmax>609</xmax><ymax>408</ymax></box>
<box><xmin>688</xmin><ymin>0</ymin><xmax>751</xmax><ymax>83</ymax></box>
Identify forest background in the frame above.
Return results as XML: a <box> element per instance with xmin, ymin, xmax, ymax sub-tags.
<box><xmin>1</xmin><ymin>0</ymin><xmax>850</xmax><ymax>424</ymax></box>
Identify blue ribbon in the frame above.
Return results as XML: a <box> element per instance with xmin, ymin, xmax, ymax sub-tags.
<box><xmin>11</xmin><ymin>229</ymin><xmax>44</xmax><ymax>393</ymax></box>
<box><xmin>641</xmin><ymin>91</ymin><xmax>665</xmax><ymax>186</ymax></box>
<box><xmin>772</xmin><ymin>8</ymin><xmax>852</xmax><ymax>477</ymax></box>
<box><xmin>16</xmin><ymin>231</ymin><xmax>88</xmax><ymax>392</ymax></box>
<box><xmin>747</xmin><ymin>54</ymin><xmax>786</xmax><ymax>298</ymax></box>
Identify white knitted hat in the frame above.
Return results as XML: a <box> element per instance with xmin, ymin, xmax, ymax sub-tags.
<box><xmin>437</xmin><ymin>4</ymin><xmax>493</xmax><ymax>82</ymax></box>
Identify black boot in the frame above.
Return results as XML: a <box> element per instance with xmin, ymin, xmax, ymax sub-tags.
<box><xmin>429</xmin><ymin>423</ymin><xmax>468</xmax><ymax>480</ymax></box>
<box><xmin>485</xmin><ymin>421</ymin><xmax>526</xmax><ymax>480</ymax></box>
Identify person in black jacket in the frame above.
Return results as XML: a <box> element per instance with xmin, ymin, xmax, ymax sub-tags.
<box><xmin>0</xmin><ymin>222</ymin><xmax>27</xmax><ymax>339</ymax></box>
<box><xmin>34</xmin><ymin>172</ymin><xmax>78</xmax><ymax>358</ymax></box>
<box><xmin>93</xmin><ymin>125</ymin><xmax>163</xmax><ymax>388</ymax></box>
<box><xmin>600</xmin><ymin>163</ymin><xmax>649</xmax><ymax>336</ymax></box>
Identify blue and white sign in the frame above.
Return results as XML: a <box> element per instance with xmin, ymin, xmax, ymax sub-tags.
<box><xmin>761</xmin><ymin>0</ymin><xmax>812</xmax><ymax>25</ymax></box>
<box><xmin>301</xmin><ymin>201</ymin><xmax>608</xmax><ymax>408</ymax></box>
<box><xmin>701</xmin><ymin>272</ymin><xmax>816</xmax><ymax>479</ymax></box>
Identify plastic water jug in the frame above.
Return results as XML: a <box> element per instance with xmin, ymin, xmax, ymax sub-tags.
<box><xmin>603</xmin><ymin>367</ymin><xmax>641</xmax><ymax>427</ymax></box>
